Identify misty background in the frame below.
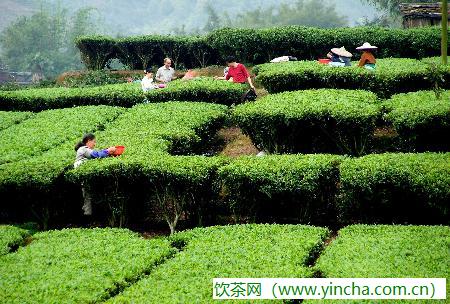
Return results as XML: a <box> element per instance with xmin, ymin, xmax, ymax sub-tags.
<box><xmin>0</xmin><ymin>0</ymin><xmax>424</xmax><ymax>77</ymax></box>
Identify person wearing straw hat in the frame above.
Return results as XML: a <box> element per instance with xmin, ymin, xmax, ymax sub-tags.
<box><xmin>327</xmin><ymin>47</ymin><xmax>353</xmax><ymax>67</ymax></box>
<box><xmin>356</xmin><ymin>42</ymin><xmax>378</xmax><ymax>70</ymax></box>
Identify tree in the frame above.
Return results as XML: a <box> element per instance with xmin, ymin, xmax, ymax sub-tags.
<box><xmin>204</xmin><ymin>0</ymin><xmax>347</xmax><ymax>31</ymax></box>
<box><xmin>203</xmin><ymin>2</ymin><xmax>222</xmax><ymax>32</ymax></box>
<box><xmin>0</xmin><ymin>5</ymin><xmax>97</xmax><ymax>78</ymax></box>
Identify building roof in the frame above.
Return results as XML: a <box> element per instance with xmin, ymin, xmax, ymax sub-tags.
<box><xmin>400</xmin><ymin>2</ymin><xmax>449</xmax><ymax>19</ymax></box>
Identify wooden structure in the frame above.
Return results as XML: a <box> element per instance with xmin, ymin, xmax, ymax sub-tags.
<box><xmin>400</xmin><ymin>2</ymin><xmax>450</xmax><ymax>28</ymax></box>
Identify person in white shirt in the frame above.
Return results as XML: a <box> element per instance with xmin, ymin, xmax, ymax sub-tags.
<box><xmin>141</xmin><ymin>70</ymin><xmax>155</xmax><ymax>92</ymax></box>
<box><xmin>156</xmin><ymin>58</ymin><xmax>176</xmax><ymax>83</ymax></box>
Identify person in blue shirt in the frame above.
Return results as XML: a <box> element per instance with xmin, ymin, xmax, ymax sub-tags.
<box><xmin>74</xmin><ymin>133</ymin><xmax>115</xmax><ymax>215</ymax></box>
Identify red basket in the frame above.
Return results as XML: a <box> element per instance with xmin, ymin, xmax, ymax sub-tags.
<box><xmin>318</xmin><ymin>58</ymin><xmax>331</xmax><ymax>64</ymax></box>
<box><xmin>113</xmin><ymin>145</ymin><xmax>125</xmax><ymax>156</ymax></box>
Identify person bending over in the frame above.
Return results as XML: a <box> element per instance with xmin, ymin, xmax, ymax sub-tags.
<box><xmin>215</xmin><ymin>56</ymin><xmax>255</xmax><ymax>90</ymax></box>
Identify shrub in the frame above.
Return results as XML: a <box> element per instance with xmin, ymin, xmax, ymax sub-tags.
<box><xmin>57</xmin><ymin>70</ymin><xmax>142</xmax><ymax>88</ymax></box>
<box><xmin>233</xmin><ymin>89</ymin><xmax>380</xmax><ymax>155</ymax></box>
<box><xmin>76</xmin><ymin>27</ymin><xmax>448</xmax><ymax>70</ymax></box>
<box><xmin>107</xmin><ymin>224</ymin><xmax>330</xmax><ymax>303</ymax></box>
<box><xmin>0</xmin><ymin>228</ymin><xmax>176</xmax><ymax>303</ymax></box>
<box><xmin>0</xmin><ymin>84</ymin><xmax>143</xmax><ymax>111</ymax></box>
<box><xmin>311</xmin><ymin>225</ymin><xmax>450</xmax><ymax>303</ymax></box>
<box><xmin>0</xmin><ymin>79</ymin><xmax>245</xmax><ymax>111</ymax></box>
<box><xmin>338</xmin><ymin>153</ymin><xmax>450</xmax><ymax>225</ymax></box>
<box><xmin>255</xmin><ymin>58</ymin><xmax>450</xmax><ymax>98</ymax></box>
<box><xmin>383</xmin><ymin>90</ymin><xmax>450</xmax><ymax>152</ymax></box>
<box><xmin>0</xmin><ymin>225</ymin><xmax>30</xmax><ymax>255</ymax></box>
<box><xmin>218</xmin><ymin>155</ymin><xmax>343</xmax><ymax>225</ymax></box>
<box><xmin>0</xmin><ymin>106</ymin><xmax>125</xmax><ymax>165</ymax></box>
<box><xmin>0</xmin><ymin>111</ymin><xmax>34</xmax><ymax>131</ymax></box>
<box><xmin>75</xmin><ymin>35</ymin><xmax>117</xmax><ymax>70</ymax></box>
<box><xmin>207</xmin><ymin>26</ymin><xmax>447</xmax><ymax>65</ymax></box>
<box><xmin>144</xmin><ymin>78</ymin><xmax>247</xmax><ymax>106</ymax></box>
<box><xmin>65</xmin><ymin>102</ymin><xmax>228</xmax><ymax>229</ymax></box>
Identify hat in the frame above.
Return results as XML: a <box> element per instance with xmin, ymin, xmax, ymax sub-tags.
<box><xmin>331</xmin><ymin>47</ymin><xmax>353</xmax><ymax>58</ymax></box>
<box><xmin>356</xmin><ymin>42</ymin><xmax>378</xmax><ymax>51</ymax></box>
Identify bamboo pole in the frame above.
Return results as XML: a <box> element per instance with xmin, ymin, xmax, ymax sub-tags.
<box><xmin>443</xmin><ymin>0</ymin><xmax>448</xmax><ymax>64</ymax></box>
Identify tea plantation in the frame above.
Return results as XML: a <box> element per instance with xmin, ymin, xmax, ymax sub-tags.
<box><xmin>0</xmin><ymin>28</ymin><xmax>449</xmax><ymax>302</ymax></box>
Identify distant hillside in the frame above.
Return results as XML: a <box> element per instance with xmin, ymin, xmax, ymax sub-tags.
<box><xmin>0</xmin><ymin>0</ymin><xmax>379</xmax><ymax>36</ymax></box>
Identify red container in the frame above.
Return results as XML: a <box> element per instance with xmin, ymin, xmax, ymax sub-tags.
<box><xmin>318</xmin><ymin>58</ymin><xmax>331</xmax><ymax>64</ymax></box>
<box><xmin>113</xmin><ymin>145</ymin><xmax>125</xmax><ymax>156</ymax></box>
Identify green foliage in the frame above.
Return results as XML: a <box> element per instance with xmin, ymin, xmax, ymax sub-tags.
<box><xmin>384</xmin><ymin>90</ymin><xmax>450</xmax><ymax>152</ymax></box>
<box><xmin>231</xmin><ymin>0</ymin><xmax>347</xmax><ymax>29</ymax></box>
<box><xmin>76</xmin><ymin>26</ymin><xmax>448</xmax><ymax>70</ymax></box>
<box><xmin>208</xmin><ymin>26</ymin><xmax>447</xmax><ymax>65</ymax></box>
<box><xmin>59</xmin><ymin>71</ymin><xmax>141</xmax><ymax>88</ymax></box>
<box><xmin>0</xmin><ymin>110</ymin><xmax>34</xmax><ymax>131</ymax></box>
<box><xmin>107</xmin><ymin>224</ymin><xmax>330</xmax><ymax>303</ymax></box>
<box><xmin>218</xmin><ymin>155</ymin><xmax>343</xmax><ymax>225</ymax></box>
<box><xmin>0</xmin><ymin>228</ymin><xmax>176</xmax><ymax>304</ymax></box>
<box><xmin>255</xmin><ymin>58</ymin><xmax>450</xmax><ymax>98</ymax></box>
<box><xmin>75</xmin><ymin>35</ymin><xmax>117</xmax><ymax>70</ymax></box>
<box><xmin>338</xmin><ymin>153</ymin><xmax>450</xmax><ymax>225</ymax></box>
<box><xmin>65</xmin><ymin>102</ymin><xmax>228</xmax><ymax>229</ymax></box>
<box><xmin>145</xmin><ymin>78</ymin><xmax>246</xmax><ymax>106</ymax></box>
<box><xmin>0</xmin><ymin>79</ymin><xmax>245</xmax><ymax>111</ymax></box>
<box><xmin>312</xmin><ymin>224</ymin><xmax>450</xmax><ymax>303</ymax></box>
<box><xmin>0</xmin><ymin>7</ymin><xmax>97</xmax><ymax>78</ymax></box>
<box><xmin>233</xmin><ymin>89</ymin><xmax>380</xmax><ymax>155</ymax></box>
<box><xmin>0</xmin><ymin>106</ymin><xmax>124</xmax><ymax>165</ymax></box>
<box><xmin>0</xmin><ymin>225</ymin><xmax>30</xmax><ymax>255</ymax></box>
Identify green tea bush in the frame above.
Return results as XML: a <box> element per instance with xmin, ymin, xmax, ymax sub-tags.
<box><xmin>0</xmin><ymin>106</ymin><xmax>124</xmax><ymax>165</ymax></box>
<box><xmin>218</xmin><ymin>155</ymin><xmax>343</xmax><ymax>225</ymax></box>
<box><xmin>0</xmin><ymin>79</ymin><xmax>245</xmax><ymax>112</ymax></box>
<box><xmin>145</xmin><ymin>78</ymin><xmax>247</xmax><ymax>106</ymax></box>
<box><xmin>0</xmin><ymin>228</ymin><xmax>176</xmax><ymax>304</ymax></box>
<box><xmin>0</xmin><ymin>111</ymin><xmax>34</xmax><ymax>131</ymax></box>
<box><xmin>338</xmin><ymin>153</ymin><xmax>450</xmax><ymax>225</ymax></box>
<box><xmin>384</xmin><ymin>90</ymin><xmax>450</xmax><ymax>152</ymax></box>
<box><xmin>66</xmin><ymin>102</ymin><xmax>228</xmax><ymax>230</ymax></box>
<box><xmin>0</xmin><ymin>84</ymin><xmax>143</xmax><ymax>111</ymax></box>
<box><xmin>0</xmin><ymin>225</ymin><xmax>30</xmax><ymax>255</ymax></box>
<box><xmin>254</xmin><ymin>58</ymin><xmax>450</xmax><ymax>98</ymax></box>
<box><xmin>233</xmin><ymin>89</ymin><xmax>380</xmax><ymax>155</ymax></box>
<box><xmin>75</xmin><ymin>35</ymin><xmax>117</xmax><ymax>70</ymax></box>
<box><xmin>311</xmin><ymin>225</ymin><xmax>450</xmax><ymax>303</ymax></box>
<box><xmin>207</xmin><ymin>26</ymin><xmax>446</xmax><ymax>64</ymax></box>
<box><xmin>76</xmin><ymin>26</ymin><xmax>447</xmax><ymax>69</ymax></box>
<box><xmin>107</xmin><ymin>224</ymin><xmax>330</xmax><ymax>303</ymax></box>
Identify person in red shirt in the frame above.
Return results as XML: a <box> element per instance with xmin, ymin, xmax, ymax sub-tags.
<box><xmin>215</xmin><ymin>56</ymin><xmax>255</xmax><ymax>90</ymax></box>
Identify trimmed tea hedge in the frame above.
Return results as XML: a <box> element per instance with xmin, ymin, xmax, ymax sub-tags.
<box><xmin>0</xmin><ymin>102</ymin><xmax>228</xmax><ymax>229</ymax></box>
<box><xmin>338</xmin><ymin>153</ymin><xmax>450</xmax><ymax>225</ymax></box>
<box><xmin>0</xmin><ymin>228</ymin><xmax>176</xmax><ymax>304</ymax></box>
<box><xmin>254</xmin><ymin>58</ymin><xmax>450</xmax><ymax>98</ymax></box>
<box><xmin>0</xmin><ymin>84</ymin><xmax>143</xmax><ymax>111</ymax></box>
<box><xmin>0</xmin><ymin>79</ymin><xmax>246</xmax><ymax>111</ymax></box>
<box><xmin>384</xmin><ymin>90</ymin><xmax>450</xmax><ymax>152</ymax></box>
<box><xmin>65</xmin><ymin>102</ymin><xmax>228</xmax><ymax>230</ymax></box>
<box><xmin>0</xmin><ymin>225</ymin><xmax>30</xmax><ymax>255</ymax></box>
<box><xmin>207</xmin><ymin>26</ymin><xmax>447</xmax><ymax>65</ymax></box>
<box><xmin>218</xmin><ymin>155</ymin><xmax>343</xmax><ymax>225</ymax></box>
<box><xmin>76</xmin><ymin>26</ymin><xmax>448</xmax><ymax>70</ymax></box>
<box><xmin>0</xmin><ymin>111</ymin><xmax>34</xmax><ymax>131</ymax></box>
<box><xmin>107</xmin><ymin>224</ymin><xmax>330</xmax><ymax>303</ymax></box>
<box><xmin>0</xmin><ymin>106</ymin><xmax>124</xmax><ymax>165</ymax></box>
<box><xmin>144</xmin><ymin>78</ymin><xmax>246</xmax><ymax>106</ymax></box>
<box><xmin>311</xmin><ymin>225</ymin><xmax>450</xmax><ymax>303</ymax></box>
<box><xmin>233</xmin><ymin>89</ymin><xmax>380</xmax><ymax>155</ymax></box>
